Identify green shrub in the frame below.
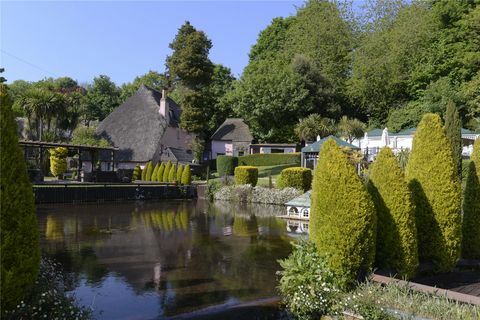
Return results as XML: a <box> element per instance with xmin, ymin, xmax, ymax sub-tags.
<box><xmin>152</xmin><ymin>163</ymin><xmax>160</xmax><ymax>181</ymax></box>
<box><xmin>156</xmin><ymin>162</ymin><xmax>165</xmax><ymax>182</ymax></box>
<box><xmin>132</xmin><ymin>164</ymin><xmax>141</xmax><ymax>181</ymax></box>
<box><xmin>168</xmin><ymin>164</ymin><xmax>177</xmax><ymax>183</ymax></box>
<box><xmin>310</xmin><ymin>138</ymin><xmax>376</xmax><ymax>288</ymax></box>
<box><xmin>405</xmin><ymin>113</ymin><xmax>461</xmax><ymax>271</ymax></box>
<box><xmin>234</xmin><ymin>166</ymin><xmax>258</xmax><ymax>186</ymax></box>
<box><xmin>141</xmin><ymin>163</ymin><xmax>147</xmax><ymax>180</ymax></box>
<box><xmin>176</xmin><ymin>164</ymin><xmax>184</xmax><ymax>182</ymax></box>
<box><xmin>181</xmin><ymin>164</ymin><xmax>191</xmax><ymax>185</ymax></box>
<box><xmin>163</xmin><ymin>160</ymin><xmax>172</xmax><ymax>182</ymax></box>
<box><xmin>368</xmin><ymin>147</ymin><xmax>418</xmax><ymax>278</ymax></box>
<box><xmin>145</xmin><ymin>161</ymin><xmax>154</xmax><ymax>181</ymax></box>
<box><xmin>49</xmin><ymin>147</ymin><xmax>68</xmax><ymax>178</ymax></box>
<box><xmin>0</xmin><ymin>84</ymin><xmax>40</xmax><ymax>313</ymax></box>
<box><xmin>217</xmin><ymin>155</ymin><xmax>238</xmax><ymax>176</ymax></box>
<box><xmin>277</xmin><ymin>167</ymin><xmax>312</xmax><ymax>192</ymax></box>
<box><xmin>462</xmin><ymin>139</ymin><xmax>480</xmax><ymax>259</ymax></box>
<box><xmin>278</xmin><ymin>240</ymin><xmax>340</xmax><ymax>320</ymax></box>
<box><xmin>444</xmin><ymin>101</ymin><xmax>462</xmax><ymax>177</ymax></box>
<box><xmin>238</xmin><ymin>153</ymin><xmax>300</xmax><ymax>166</ymax></box>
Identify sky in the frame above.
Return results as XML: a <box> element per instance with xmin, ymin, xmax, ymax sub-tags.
<box><xmin>1</xmin><ymin>0</ymin><xmax>311</xmax><ymax>85</ymax></box>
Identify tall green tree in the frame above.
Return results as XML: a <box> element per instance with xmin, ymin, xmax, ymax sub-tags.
<box><xmin>83</xmin><ymin>75</ymin><xmax>121</xmax><ymax>122</ymax></box>
<box><xmin>444</xmin><ymin>100</ymin><xmax>462</xmax><ymax>177</ymax></box>
<box><xmin>336</xmin><ymin>116</ymin><xmax>366</xmax><ymax>143</ymax></box>
<box><xmin>1</xmin><ymin>83</ymin><xmax>40</xmax><ymax>313</ymax></box>
<box><xmin>405</xmin><ymin>114</ymin><xmax>461</xmax><ymax>271</ymax></box>
<box><xmin>120</xmin><ymin>71</ymin><xmax>166</xmax><ymax>102</ymax></box>
<box><xmin>295</xmin><ymin>114</ymin><xmax>335</xmax><ymax>142</ymax></box>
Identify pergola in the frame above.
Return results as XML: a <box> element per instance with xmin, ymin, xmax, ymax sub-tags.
<box><xmin>18</xmin><ymin>140</ymin><xmax>119</xmax><ymax>176</ymax></box>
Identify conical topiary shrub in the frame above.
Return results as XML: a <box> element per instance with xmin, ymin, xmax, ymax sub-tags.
<box><xmin>405</xmin><ymin>113</ymin><xmax>461</xmax><ymax>272</ymax></box>
<box><xmin>462</xmin><ymin>139</ymin><xmax>480</xmax><ymax>259</ymax></box>
<box><xmin>368</xmin><ymin>147</ymin><xmax>418</xmax><ymax>278</ymax></box>
<box><xmin>177</xmin><ymin>164</ymin><xmax>184</xmax><ymax>183</ymax></box>
<box><xmin>145</xmin><ymin>161</ymin><xmax>154</xmax><ymax>181</ymax></box>
<box><xmin>156</xmin><ymin>162</ymin><xmax>165</xmax><ymax>182</ymax></box>
<box><xmin>169</xmin><ymin>164</ymin><xmax>177</xmax><ymax>183</ymax></box>
<box><xmin>141</xmin><ymin>163</ymin><xmax>147</xmax><ymax>180</ymax></box>
<box><xmin>310</xmin><ymin>139</ymin><xmax>376</xmax><ymax>288</ymax></box>
<box><xmin>49</xmin><ymin>147</ymin><xmax>68</xmax><ymax>179</ymax></box>
<box><xmin>181</xmin><ymin>164</ymin><xmax>192</xmax><ymax>185</ymax></box>
<box><xmin>132</xmin><ymin>164</ymin><xmax>141</xmax><ymax>181</ymax></box>
<box><xmin>152</xmin><ymin>163</ymin><xmax>160</xmax><ymax>182</ymax></box>
<box><xmin>1</xmin><ymin>84</ymin><xmax>40</xmax><ymax>313</ymax></box>
<box><xmin>163</xmin><ymin>160</ymin><xmax>172</xmax><ymax>182</ymax></box>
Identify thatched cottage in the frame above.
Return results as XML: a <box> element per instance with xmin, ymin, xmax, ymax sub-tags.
<box><xmin>210</xmin><ymin>118</ymin><xmax>253</xmax><ymax>158</ymax></box>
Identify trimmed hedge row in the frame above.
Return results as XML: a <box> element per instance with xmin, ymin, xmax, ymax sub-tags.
<box><xmin>217</xmin><ymin>155</ymin><xmax>238</xmax><ymax>176</ymax></box>
<box><xmin>234</xmin><ymin>166</ymin><xmax>258</xmax><ymax>186</ymax></box>
<box><xmin>238</xmin><ymin>153</ymin><xmax>301</xmax><ymax>166</ymax></box>
<box><xmin>277</xmin><ymin>167</ymin><xmax>312</xmax><ymax>192</ymax></box>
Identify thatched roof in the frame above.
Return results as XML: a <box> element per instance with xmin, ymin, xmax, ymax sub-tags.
<box><xmin>168</xmin><ymin>147</ymin><xmax>194</xmax><ymax>163</ymax></box>
<box><xmin>96</xmin><ymin>85</ymin><xmax>182</xmax><ymax>162</ymax></box>
<box><xmin>210</xmin><ymin>118</ymin><xmax>253</xmax><ymax>142</ymax></box>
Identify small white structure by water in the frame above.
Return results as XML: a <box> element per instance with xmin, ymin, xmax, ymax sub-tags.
<box><xmin>285</xmin><ymin>191</ymin><xmax>311</xmax><ymax>220</ymax></box>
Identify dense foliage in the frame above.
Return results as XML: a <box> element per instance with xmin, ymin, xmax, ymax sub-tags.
<box><xmin>152</xmin><ymin>162</ymin><xmax>160</xmax><ymax>181</ymax></box>
<box><xmin>49</xmin><ymin>147</ymin><xmax>68</xmax><ymax>178</ymax></box>
<box><xmin>234</xmin><ymin>166</ymin><xmax>259</xmax><ymax>187</ymax></box>
<box><xmin>181</xmin><ymin>164</ymin><xmax>192</xmax><ymax>185</ymax></box>
<box><xmin>277</xmin><ymin>240</ymin><xmax>340</xmax><ymax>320</ymax></box>
<box><xmin>163</xmin><ymin>160</ymin><xmax>172</xmax><ymax>182</ymax></box>
<box><xmin>405</xmin><ymin>114</ymin><xmax>461</xmax><ymax>271</ymax></box>
<box><xmin>462</xmin><ymin>139</ymin><xmax>480</xmax><ymax>259</ymax></box>
<box><xmin>1</xmin><ymin>84</ymin><xmax>40</xmax><ymax>313</ymax></box>
<box><xmin>445</xmin><ymin>101</ymin><xmax>462</xmax><ymax>177</ymax></box>
<box><xmin>238</xmin><ymin>153</ymin><xmax>300</xmax><ymax>166</ymax></box>
<box><xmin>368</xmin><ymin>148</ymin><xmax>418</xmax><ymax>278</ymax></box>
<box><xmin>169</xmin><ymin>164</ymin><xmax>177</xmax><ymax>183</ymax></box>
<box><xmin>216</xmin><ymin>155</ymin><xmax>238</xmax><ymax>176</ymax></box>
<box><xmin>144</xmin><ymin>161</ymin><xmax>154</xmax><ymax>181</ymax></box>
<box><xmin>277</xmin><ymin>167</ymin><xmax>312</xmax><ymax>192</ymax></box>
<box><xmin>132</xmin><ymin>164</ymin><xmax>141</xmax><ymax>181</ymax></box>
<box><xmin>176</xmin><ymin>164</ymin><xmax>184</xmax><ymax>182</ymax></box>
<box><xmin>156</xmin><ymin>162</ymin><xmax>165</xmax><ymax>182</ymax></box>
<box><xmin>310</xmin><ymin>139</ymin><xmax>376</xmax><ymax>288</ymax></box>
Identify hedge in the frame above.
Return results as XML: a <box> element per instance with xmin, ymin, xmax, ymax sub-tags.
<box><xmin>181</xmin><ymin>164</ymin><xmax>192</xmax><ymax>185</ymax></box>
<box><xmin>234</xmin><ymin>166</ymin><xmax>259</xmax><ymax>187</ymax></box>
<box><xmin>405</xmin><ymin>113</ymin><xmax>461</xmax><ymax>272</ymax></box>
<box><xmin>132</xmin><ymin>165</ymin><xmax>141</xmax><ymax>180</ymax></box>
<box><xmin>368</xmin><ymin>147</ymin><xmax>418</xmax><ymax>278</ymax></box>
<box><xmin>217</xmin><ymin>155</ymin><xmax>238</xmax><ymax>176</ymax></box>
<box><xmin>163</xmin><ymin>160</ymin><xmax>172</xmax><ymax>182</ymax></box>
<box><xmin>156</xmin><ymin>162</ymin><xmax>165</xmax><ymax>182</ymax></box>
<box><xmin>49</xmin><ymin>147</ymin><xmax>68</xmax><ymax>178</ymax></box>
<box><xmin>310</xmin><ymin>139</ymin><xmax>376</xmax><ymax>289</ymax></box>
<box><xmin>177</xmin><ymin>164</ymin><xmax>184</xmax><ymax>182</ymax></box>
<box><xmin>462</xmin><ymin>139</ymin><xmax>480</xmax><ymax>259</ymax></box>
<box><xmin>1</xmin><ymin>84</ymin><xmax>40</xmax><ymax>313</ymax></box>
<box><xmin>277</xmin><ymin>167</ymin><xmax>312</xmax><ymax>192</ymax></box>
<box><xmin>238</xmin><ymin>153</ymin><xmax>300</xmax><ymax>166</ymax></box>
<box><xmin>169</xmin><ymin>164</ymin><xmax>177</xmax><ymax>183</ymax></box>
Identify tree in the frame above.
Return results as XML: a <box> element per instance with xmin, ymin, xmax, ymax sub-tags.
<box><xmin>120</xmin><ymin>71</ymin><xmax>166</xmax><ymax>102</ymax></box>
<box><xmin>156</xmin><ymin>162</ymin><xmax>165</xmax><ymax>182</ymax></box>
<box><xmin>405</xmin><ymin>114</ymin><xmax>461</xmax><ymax>271</ymax></box>
<box><xmin>176</xmin><ymin>164</ymin><xmax>184</xmax><ymax>182</ymax></box>
<box><xmin>310</xmin><ymin>139</ymin><xmax>376</xmax><ymax>288</ymax></box>
<box><xmin>71</xmin><ymin>126</ymin><xmax>109</xmax><ymax>147</ymax></box>
<box><xmin>49</xmin><ymin>147</ymin><xmax>68</xmax><ymax>179</ymax></box>
<box><xmin>295</xmin><ymin>114</ymin><xmax>335</xmax><ymax>142</ymax></box>
<box><xmin>444</xmin><ymin>100</ymin><xmax>462</xmax><ymax>177</ymax></box>
<box><xmin>462</xmin><ymin>139</ymin><xmax>480</xmax><ymax>259</ymax></box>
<box><xmin>166</xmin><ymin>21</ymin><xmax>214</xmax><ymax>89</ymax></box>
<box><xmin>152</xmin><ymin>163</ymin><xmax>160</xmax><ymax>182</ymax></box>
<box><xmin>83</xmin><ymin>75</ymin><xmax>121</xmax><ymax>122</ymax></box>
<box><xmin>145</xmin><ymin>161</ymin><xmax>154</xmax><ymax>181</ymax></box>
<box><xmin>336</xmin><ymin>116</ymin><xmax>366</xmax><ymax>143</ymax></box>
<box><xmin>141</xmin><ymin>163</ymin><xmax>147</xmax><ymax>181</ymax></box>
<box><xmin>1</xmin><ymin>83</ymin><xmax>40</xmax><ymax>313</ymax></box>
<box><xmin>181</xmin><ymin>164</ymin><xmax>192</xmax><ymax>185</ymax></box>
<box><xmin>163</xmin><ymin>160</ymin><xmax>172</xmax><ymax>182</ymax></box>
<box><xmin>368</xmin><ymin>147</ymin><xmax>418</xmax><ymax>278</ymax></box>
<box><xmin>168</xmin><ymin>164</ymin><xmax>177</xmax><ymax>182</ymax></box>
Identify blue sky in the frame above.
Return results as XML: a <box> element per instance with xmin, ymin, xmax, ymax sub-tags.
<box><xmin>1</xmin><ymin>1</ymin><xmax>310</xmax><ymax>85</ymax></box>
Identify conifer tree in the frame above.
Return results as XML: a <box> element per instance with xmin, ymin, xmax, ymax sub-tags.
<box><xmin>181</xmin><ymin>164</ymin><xmax>192</xmax><ymax>185</ymax></box>
<box><xmin>141</xmin><ymin>163</ymin><xmax>147</xmax><ymax>180</ymax></box>
<box><xmin>462</xmin><ymin>139</ymin><xmax>480</xmax><ymax>259</ymax></box>
<box><xmin>368</xmin><ymin>147</ymin><xmax>418</xmax><ymax>278</ymax></box>
<box><xmin>1</xmin><ymin>84</ymin><xmax>40</xmax><ymax>312</ymax></box>
<box><xmin>156</xmin><ymin>162</ymin><xmax>165</xmax><ymax>182</ymax></box>
<box><xmin>310</xmin><ymin>139</ymin><xmax>376</xmax><ymax>288</ymax></box>
<box><xmin>145</xmin><ymin>161</ymin><xmax>154</xmax><ymax>181</ymax></box>
<box><xmin>169</xmin><ymin>164</ymin><xmax>177</xmax><ymax>182</ymax></box>
<box><xmin>444</xmin><ymin>101</ymin><xmax>462</xmax><ymax>177</ymax></box>
<box><xmin>405</xmin><ymin>113</ymin><xmax>461</xmax><ymax>271</ymax></box>
<box><xmin>163</xmin><ymin>160</ymin><xmax>172</xmax><ymax>182</ymax></box>
<box><xmin>152</xmin><ymin>163</ymin><xmax>160</xmax><ymax>182</ymax></box>
<box><xmin>177</xmin><ymin>164</ymin><xmax>184</xmax><ymax>182</ymax></box>
<box><xmin>132</xmin><ymin>164</ymin><xmax>141</xmax><ymax>181</ymax></box>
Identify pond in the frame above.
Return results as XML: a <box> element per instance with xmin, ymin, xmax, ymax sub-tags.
<box><xmin>37</xmin><ymin>200</ymin><xmax>308</xmax><ymax>319</ymax></box>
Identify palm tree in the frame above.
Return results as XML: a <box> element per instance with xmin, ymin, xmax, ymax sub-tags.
<box><xmin>295</xmin><ymin>114</ymin><xmax>335</xmax><ymax>142</ymax></box>
<box><xmin>336</xmin><ymin>116</ymin><xmax>366</xmax><ymax>143</ymax></box>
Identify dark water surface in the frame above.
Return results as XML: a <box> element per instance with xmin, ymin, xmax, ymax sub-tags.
<box><xmin>37</xmin><ymin>200</ymin><xmax>304</xmax><ymax>319</ymax></box>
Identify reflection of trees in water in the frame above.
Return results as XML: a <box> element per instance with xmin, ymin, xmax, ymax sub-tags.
<box><xmin>45</xmin><ymin>215</ymin><xmax>65</xmax><ymax>240</ymax></box>
<box><xmin>131</xmin><ymin>206</ymin><xmax>189</xmax><ymax>232</ymax></box>
<box><xmin>233</xmin><ymin>215</ymin><xmax>258</xmax><ymax>237</ymax></box>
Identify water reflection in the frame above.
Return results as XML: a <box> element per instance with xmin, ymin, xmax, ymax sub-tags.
<box><xmin>37</xmin><ymin>200</ymin><xmax>298</xmax><ymax>319</ymax></box>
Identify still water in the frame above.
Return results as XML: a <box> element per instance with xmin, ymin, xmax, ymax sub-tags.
<box><xmin>37</xmin><ymin>200</ymin><xmax>307</xmax><ymax>319</ymax></box>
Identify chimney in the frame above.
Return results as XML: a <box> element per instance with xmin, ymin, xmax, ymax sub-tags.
<box><xmin>159</xmin><ymin>88</ymin><xmax>169</xmax><ymax>124</ymax></box>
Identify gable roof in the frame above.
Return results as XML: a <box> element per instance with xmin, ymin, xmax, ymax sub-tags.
<box><xmin>167</xmin><ymin>147</ymin><xmax>194</xmax><ymax>164</ymax></box>
<box><xmin>210</xmin><ymin>118</ymin><xmax>253</xmax><ymax>142</ymax></box>
<box><xmin>301</xmin><ymin>136</ymin><xmax>360</xmax><ymax>153</ymax></box>
<box><xmin>96</xmin><ymin>85</ymin><xmax>182</xmax><ymax>162</ymax></box>
<box><xmin>367</xmin><ymin>128</ymin><xmax>384</xmax><ymax>137</ymax></box>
